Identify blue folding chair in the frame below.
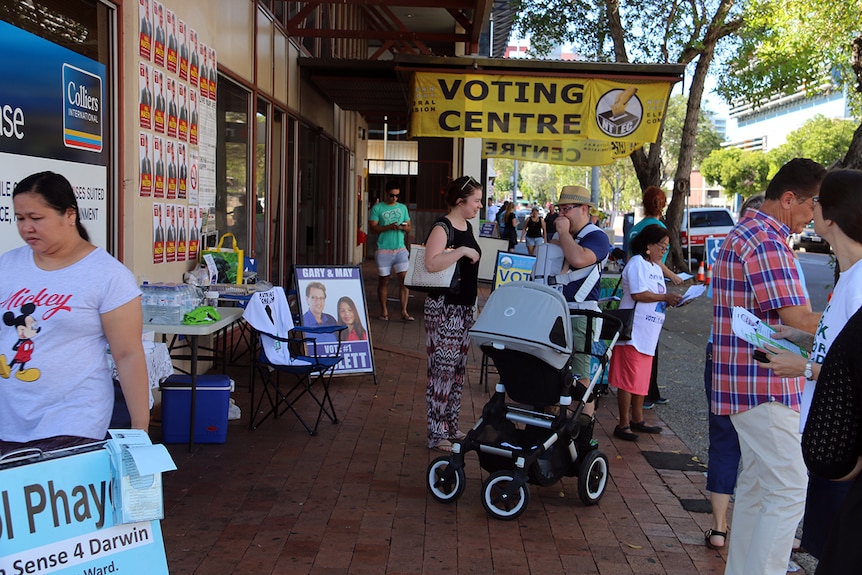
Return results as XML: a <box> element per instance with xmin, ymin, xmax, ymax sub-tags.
<box><xmin>243</xmin><ymin>286</ymin><xmax>346</xmax><ymax>434</ymax></box>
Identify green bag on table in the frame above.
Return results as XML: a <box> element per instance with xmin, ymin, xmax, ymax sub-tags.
<box><xmin>201</xmin><ymin>233</ymin><xmax>244</xmax><ymax>284</ymax></box>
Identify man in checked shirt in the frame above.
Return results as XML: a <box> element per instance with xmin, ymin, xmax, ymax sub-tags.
<box><xmin>711</xmin><ymin>158</ymin><xmax>825</xmax><ymax>575</ymax></box>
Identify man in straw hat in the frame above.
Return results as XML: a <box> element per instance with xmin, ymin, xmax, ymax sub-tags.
<box><xmin>533</xmin><ymin>185</ymin><xmax>611</xmax><ymax>433</ymax></box>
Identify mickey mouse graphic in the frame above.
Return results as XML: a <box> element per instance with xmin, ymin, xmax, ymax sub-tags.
<box><xmin>0</xmin><ymin>303</ymin><xmax>42</xmax><ymax>382</ymax></box>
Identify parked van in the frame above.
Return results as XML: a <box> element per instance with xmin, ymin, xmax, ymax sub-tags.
<box><xmin>680</xmin><ymin>207</ymin><xmax>735</xmax><ymax>260</ymax></box>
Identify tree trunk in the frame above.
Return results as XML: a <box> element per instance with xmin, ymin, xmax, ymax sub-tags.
<box><xmin>667</xmin><ymin>48</ymin><xmax>713</xmax><ymax>270</ymax></box>
<box><xmin>841</xmin><ymin>121</ymin><xmax>862</xmax><ymax>169</ymax></box>
<box><xmin>666</xmin><ymin>0</ymin><xmax>740</xmax><ymax>271</ymax></box>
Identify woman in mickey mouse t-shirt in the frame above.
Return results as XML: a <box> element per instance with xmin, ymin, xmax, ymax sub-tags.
<box><xmin>0</xmin><ymin>172</ymin><xmax>149</xmax><ymax>455</ymax></box>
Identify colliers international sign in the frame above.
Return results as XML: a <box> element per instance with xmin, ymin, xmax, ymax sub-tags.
<box><xmin>410</xmin><ymin>71</ymin><xmax>673</xmax><ymax>165</ymax></box>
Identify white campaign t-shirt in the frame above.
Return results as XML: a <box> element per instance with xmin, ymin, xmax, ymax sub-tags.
<box><xmin>243</xmin><ymin>287</ymin><xmax>309</xmax><ymax>366</ymax></box>
<box><xmin>0</xmin><ymin>246</ymin><xmax>140</xmax><ymax>442</ymax></box>
<box><xmin>617</xmin><ymin>254</ymin><xmax>667</xmax><ymax>356</ymax></box>
<box><xmin>799</xmin><ymin>258</ymin><xmax>862</xmax><ymax>431</ymax></box>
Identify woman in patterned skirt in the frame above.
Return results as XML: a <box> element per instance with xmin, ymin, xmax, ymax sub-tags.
<box><xmin>422</xmin><ymin>176</ymin><xmax>483</xmax><ymax>452</ymax></box>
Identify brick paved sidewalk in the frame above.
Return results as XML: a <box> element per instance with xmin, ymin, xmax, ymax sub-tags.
<box><xmin>157</xmin><ymin>262</ymin><xmax>730</xmax><ymax>574</ymax></box>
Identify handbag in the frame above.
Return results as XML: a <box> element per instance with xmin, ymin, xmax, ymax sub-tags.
<box><xmin>404</xmin><ymin>245</ymin><xmax>460</xmax><ymax>293</ymax></box>
<box><xmin>200</xmin><ymin>233</ymin><xmax>245</xmax><ymax>285</ymax></box>
<box><xmin>602</xmin><ymin>307</ymin><xmax>634</xmax><ymax>341</ymax></box>
<box><xmin>404</xmin><ymin>218</ymin><xmax>460</xmax><ymax>294</ymax></box>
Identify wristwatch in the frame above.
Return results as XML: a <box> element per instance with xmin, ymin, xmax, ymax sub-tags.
<box><xmin>804</xmin><ymin>361</ymin><xmax>813</xmax><ymax>379</ymax></box>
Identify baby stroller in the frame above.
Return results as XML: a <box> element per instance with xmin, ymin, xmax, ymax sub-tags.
<box><xmin>425</xmin><ymin>282</ymin><xmax>624</xmax><ymax>520</ymax></box>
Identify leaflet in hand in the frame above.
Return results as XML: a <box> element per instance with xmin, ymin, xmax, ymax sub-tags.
<box><xmin>731</xmin><ymin>306</ymin><xmax>809</xmax><ymax>358</ymax></box>
<box><xmin>677</xmin><ymin>284</ymin><xmax>706</xmax><ymax>306</ymax></box>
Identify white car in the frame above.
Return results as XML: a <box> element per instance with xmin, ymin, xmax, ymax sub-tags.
<box><xmin>680</xmin><ymin>207</ymin><xmax>735</xmax><ymax>260</ymax></box>
<box><xmin>790</xmin><ymin>222</ymin><xmax>831</xmax><ymax>253</ymax></box>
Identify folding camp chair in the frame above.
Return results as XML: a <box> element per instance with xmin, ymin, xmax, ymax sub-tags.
<box><xmin>243</xmin><ymin>286</ymin><xmax>346</xmax><ymax>434</ymax></box>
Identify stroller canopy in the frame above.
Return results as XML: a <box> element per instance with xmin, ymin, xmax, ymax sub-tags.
<box><xmin>470</xmin><ymin>282</ymin><xmax>572</xmax><ymax>370</ymax></box>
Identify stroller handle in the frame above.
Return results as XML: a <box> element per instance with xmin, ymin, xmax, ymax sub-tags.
<box><xmin>568</xmin><ymin>308</ymin><xmax>624</xmax><ymax>344</ymax></box>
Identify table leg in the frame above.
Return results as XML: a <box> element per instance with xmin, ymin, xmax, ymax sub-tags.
<box><xmin>188</xmin><ymin>335</ymin><xmax>198</xmax><ymax>451</ymax></box>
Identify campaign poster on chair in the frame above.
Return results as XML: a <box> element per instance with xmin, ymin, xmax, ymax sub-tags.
<box><xmin>0</xmin><ymin>447</ymin><xmax>170</xmax><ymax>575</ymax></box>
<box><xmin>492</xmin><ymin>251</ymin><xmax>536</xmax><ymax>291</ymax></box>
<box><xmin>294</xmin><ymin>266</ymin><xmax>376</xmax><ymax>376</ymax></box>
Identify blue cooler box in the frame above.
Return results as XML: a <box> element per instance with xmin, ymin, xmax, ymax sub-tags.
<box><xmin>161</xmin><ymin>374</ymin><xmax>231</xmax><ymax>443</ymax></box>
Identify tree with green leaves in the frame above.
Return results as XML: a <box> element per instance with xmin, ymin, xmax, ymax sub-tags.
<box><xmin>715</xmin><ymin>0</ymin><xmax>862</xmax><ymax>168</ymax></box>
<box><xmin>769</xmin><ymin>115</ymin><xmax>857</xmax><ymax>168</ymax></box>
<box><xmin>700</xmin><ymin>147</ymin><xmax>771</xmax><ymax>199</ymax></box>
<box><xmin>662</xmin><ymin>95</ymin><xmax>725</xmax><ymax>178</ymax></box>
<box><xmin>700</xmin><ymin>114</ymin><xmax>856</xmax><ymax>201</ymax></box>
<box><xmin>513</xmin><ymin>0</ymin><xmax>743</xmax><ymax>270</ymax></box>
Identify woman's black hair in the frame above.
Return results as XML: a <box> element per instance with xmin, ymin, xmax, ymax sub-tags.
<box><xmin>445</xmin><ymin>175</ymin><xmax>481</xmax><ymax>207</ymax></box>
<box><xmin>819</xmin><ymin>169</ymin><xmax>862</xmax><ymax>245</ymax></box>
<box><xmin>337</xmin><ymin>296</ymin><xmax>366</xmax><ymax>339</ymax></box>
<box><xmin>13</xmin><ymin>171</ymin><xmax>90</xmax><ymax>242</ymax></box>
<box><xmin>630</xmin><ymin>223</ymin><xmax>669</xmax><ymax>257</ymax></box>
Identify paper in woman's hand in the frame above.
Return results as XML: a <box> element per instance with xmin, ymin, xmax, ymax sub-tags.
<box><xmin>676</xmin><ymin>284</ymin><xmax>707</xmax><ymax>306</ymax></box>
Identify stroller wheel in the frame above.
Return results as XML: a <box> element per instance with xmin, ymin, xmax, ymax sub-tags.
<box><xmin>427</xmin><ymin>456</ymin><xmax>466</xmax><ymax>503</ymax></box>
<box><xmin>578</xmin><ymin>450</ymin><xmax>609</xmax><ymax>505</ymax></box>
<box><xmin>481</xmin><ymin>471</ymin><xmax>530</xmax><ymax>520</ymax></box>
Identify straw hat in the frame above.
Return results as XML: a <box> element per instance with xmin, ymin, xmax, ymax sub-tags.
<box><xmin>557</xmin><ymin>185</ymin><xmax>595</xmax><ymax>208</ymax></box>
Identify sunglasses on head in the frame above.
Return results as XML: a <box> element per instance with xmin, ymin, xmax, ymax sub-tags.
<box><xmin>459</xmin><ymin>176</ymin><xmax>479</xmax><ymax>191</ymax></box>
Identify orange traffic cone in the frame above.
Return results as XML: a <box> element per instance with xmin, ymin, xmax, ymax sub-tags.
<box><xmin>696</xmin><ymin>261</ymin><xmax>705</xmax><ymax>283</ymax></box>
<box><xmin>706</xmin><ymin>264</ymin><xmax>713</xmax><ymax>286</ymax></box>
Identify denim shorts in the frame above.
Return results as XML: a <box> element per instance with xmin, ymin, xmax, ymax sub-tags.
<box><xmin>375</xmin><ymin>248</ymin><xmax>409</xmax><ymax>275</ymax></box>
<box><xmin>525</xmin><ymin>236</ymin><xmax>544</xmax><ymax>248</ymax></box>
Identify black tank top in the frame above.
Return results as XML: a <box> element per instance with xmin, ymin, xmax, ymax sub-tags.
<box><xmin>431</xmin><ymin>217</ymin><xmax>481</xmax><ymax>306</ymax></box>
<box><xmin>525</xmin><ymin>217</ymin><xmax>543</xmax><ymax>238</ymax></box>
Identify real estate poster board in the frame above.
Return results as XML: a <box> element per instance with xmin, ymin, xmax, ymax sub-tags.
<box><xmin>0</xmin><ymin>20</ymin><xmax>108</xmax><ymax>252</ymax></box>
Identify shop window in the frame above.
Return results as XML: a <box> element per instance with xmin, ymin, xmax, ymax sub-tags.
<box><xmin>216</xmin><ymin>78</ymin><xmax>251</xmax><ymax>255</ymax></box>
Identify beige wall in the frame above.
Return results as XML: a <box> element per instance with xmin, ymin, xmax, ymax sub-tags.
<box><xmin>122</xmin><ymin>0</ymin><xmax>369</xmax><ymax>285</ymax></box>
<box><xmin>122</xmin><ymin>0</ymin><xmax>223</xmax><ymax>283</ymax></box>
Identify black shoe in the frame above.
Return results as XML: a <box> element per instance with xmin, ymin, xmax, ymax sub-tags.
<box><xmin>631</xmin><ymin>421</ymin><xmax>662</xmax><ymax>434</ymax></box>
<box><xmin>613</xmin><ymin>425</ymin><xmax>639</xmax><ymax>441</ymax></box>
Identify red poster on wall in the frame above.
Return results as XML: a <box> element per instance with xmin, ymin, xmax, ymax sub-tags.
<box><xmin>165</xmin><ymin>203</ymin><xmax>177</xmax><ymax>263</ymax></box>
<box><xmin>139</xmin><ymin>62</ymin><xmax>152</xmax><ymax>130</ymax></box>
<box><xmin>152</xmin><ymin>1</ymin><xmax>165</xmax><ymax>67</ymax></box>
<box><xmin>139</xmin><ymin>0</ymin><xmax>152</xmax><ymax>61</ymax></box>
<box><xmin>153</xmin><ymin>202</ymin><xmax>165</xmax><ymax>264</ymax></box>
<box><xmin>166</xmin><ymin>9</ymin><xmax>178</xmax><ymax>74</ymax></box>
<box><xmin>153</xmin><ymin>68</ymin><xmax>165</xmax><ymax>133</ymax></box>
<box><xmin>153</xmin><ymin>135</ymin><xmax>165</xmax><ymax>198</ymax></box>
<box><xmin>140</xmin><ymin>132</ymin><xmax>152</xmax><ymax>197</ymax></box>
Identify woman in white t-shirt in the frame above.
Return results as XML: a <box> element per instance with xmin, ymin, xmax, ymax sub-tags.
<box><xmin>759</xmin><ymin>168</ymin><xmax>862</xmax><ymax>561</ymax></box>
<box><xmin>0</xmin><ymin>172</ymin><xmax>149</xmax><ymax>455</ymax></box>
<box><xmin>609</xmin><ymin>224</ymin><xmax>682</xmax><ymax>442</ymax></box>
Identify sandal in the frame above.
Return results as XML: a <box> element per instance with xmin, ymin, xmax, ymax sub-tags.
<box><xmin>378</xmin><ymin>314</ymin><xmax>389</xmax><ymax>321</ymax></box>
<box><xmin>449</xmin><ymin>430</ymin><xmax>467</xmax><ymax>441</ymax></box>
<box><xmin>401</xmin><ymin>313</ymin><xmax>415</xmax><ymax>322</ymax></box>
<box><xmin>705</xmin><ymin>528</ymin><xmax>727</xmax><ymax>550</ymax></box>
<box><xmin>431</xmin><ymin>439</ymin><xmax>453</xmax><ymax>453</ymax></box>
<box><xmin>613</xmin><ymin>425</ymin><xmax>639</xmax><ymax>442</ymax></box>
<box><xmin>631</xmin><ymin>421</ymin><xmax>662</xmax><ymax>434</ymax></box>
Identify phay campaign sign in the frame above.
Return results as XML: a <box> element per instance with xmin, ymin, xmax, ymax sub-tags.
<box><xmin>0</xmin><ymin>20</ymin><xmax>108</xmax><ymax>253</ymax></box>
<box><xmin>0</xmin><ymin>448</ymin><xmax>170</xmax><ymax>575</ymax></box>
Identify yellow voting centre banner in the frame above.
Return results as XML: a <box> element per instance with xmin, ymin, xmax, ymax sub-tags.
<box><xmin>410</xmin><ymin>72</ymin><xmax>672</xmax><ymax>144</ymax></box>
<box><xmin>482</xmin><ymin>139</ymin><xmax>643</xmax><ymax>166</ymax></box>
